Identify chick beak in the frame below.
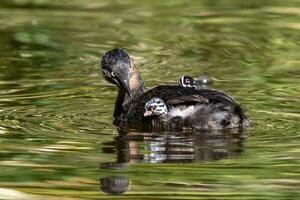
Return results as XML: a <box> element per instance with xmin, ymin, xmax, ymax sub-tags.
<box><xmin>144</xmin><ymin>110</ymin><xmax>153</xmax><ymax>117</ymax></box>
<box><xmin>144</xmin><ymin>107</ymin><xmax>155</xmax><ymax>117</ymax></box>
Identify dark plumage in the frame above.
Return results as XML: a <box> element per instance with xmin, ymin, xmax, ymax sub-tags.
<box><xmin>101</xmin><ymin>48</ymin><xmax>250</xmax><ymax>131</ymax></box>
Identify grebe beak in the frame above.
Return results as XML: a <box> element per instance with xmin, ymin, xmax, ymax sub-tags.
<box><xmin>115</xmin><ymin>77</ymin><xmax>132</xmax><ymax>98</ymax></box>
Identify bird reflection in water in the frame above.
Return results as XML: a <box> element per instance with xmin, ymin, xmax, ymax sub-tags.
<box><xmin>99</xmin><ymin>129</ymin><xmax>248</xmax><ymax>194</ymax></box>
<box><xmin>103</xmin><ymin>129</ymin><xmax>247</xmax><ymax>164</ymax></box>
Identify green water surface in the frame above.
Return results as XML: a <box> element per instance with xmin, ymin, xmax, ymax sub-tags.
<box><xmin>0</xmin><ymin>0</ymin><xmax>299</xmax><ymax>199</ymax></box>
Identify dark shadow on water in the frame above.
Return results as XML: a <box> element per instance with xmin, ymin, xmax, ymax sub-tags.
<box><xmin>99</xmin><ymin>129</ymin><xmax>249</xmax><ymax>194</ymax></box>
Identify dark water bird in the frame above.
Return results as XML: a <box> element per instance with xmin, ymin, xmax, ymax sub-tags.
<box><xmin>101</xmin><ymin>48</ymin><xmax>250</xmax><ymax>131</ymax></box>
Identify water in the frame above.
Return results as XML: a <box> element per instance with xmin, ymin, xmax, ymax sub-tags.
<box><xmin>0</xmin><ymin>0</ymin><xmax>299</xmax><ymax>199</ymax></box>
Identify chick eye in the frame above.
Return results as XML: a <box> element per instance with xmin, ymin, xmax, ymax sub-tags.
<box><xmin>111</xmin><ymin>72</ymin><xmax>115</xmax><ymax>77</ymax></box>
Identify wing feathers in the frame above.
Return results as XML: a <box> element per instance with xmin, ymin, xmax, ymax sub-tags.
<box><xmin>166</xmin><ymin>95</ymin><xmax>209</xmax><ymax>105</ymax></box>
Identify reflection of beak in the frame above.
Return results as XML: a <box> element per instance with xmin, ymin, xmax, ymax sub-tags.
<box><xmin>115</xmin><ymin>77</ymin><xmax>132</xmax><ymax>98</ymax></box>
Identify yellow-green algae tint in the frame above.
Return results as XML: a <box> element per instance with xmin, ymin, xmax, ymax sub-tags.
<box><xmin>0</xmin><ymin>0</ymin><xmax>299</xmax><ymax>199</ymax></box>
